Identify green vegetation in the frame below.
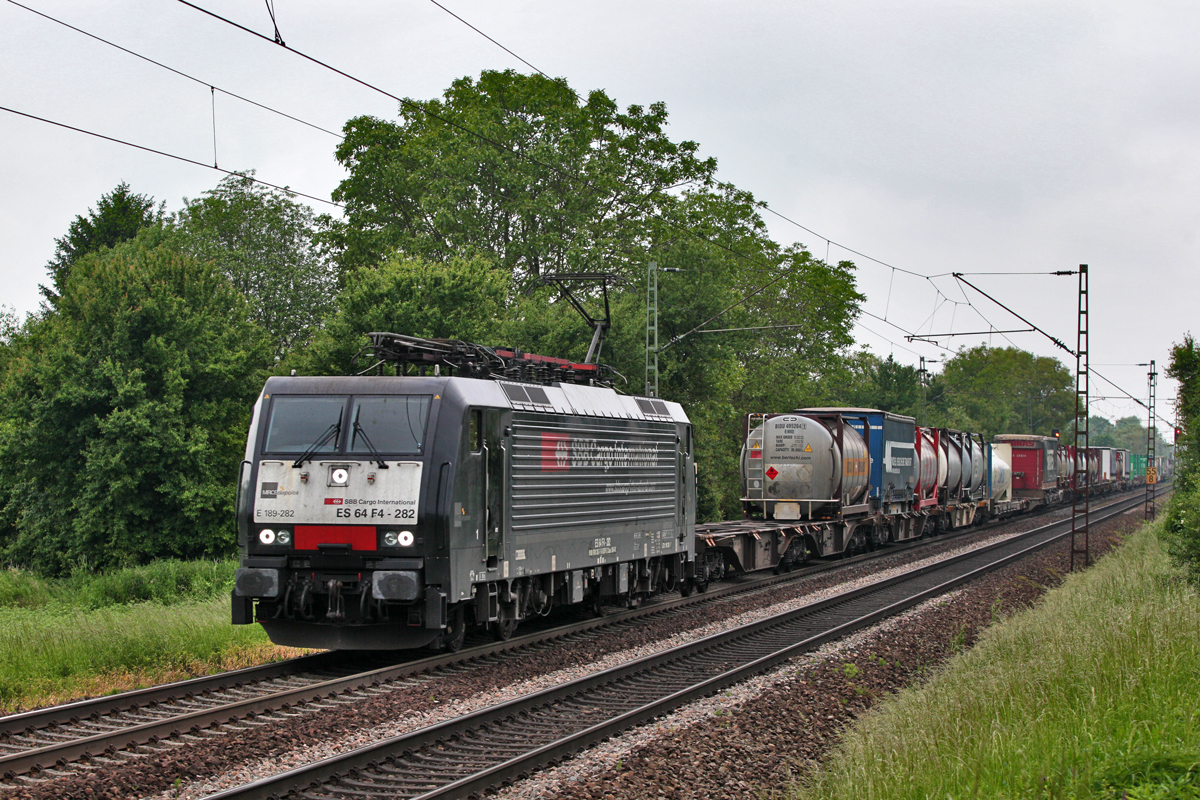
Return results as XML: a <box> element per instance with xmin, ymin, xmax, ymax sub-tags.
<box><xmin>1164</xmin><ymin>333</ymin><xmax>1200</xmax><ymax>583</ymax></box>
<box><xmin>0</xmin><ymin>559</ymin><xmax>236</xmax><ymax>609</ymax></box>
<box><xmin>0</xmin><ymin>559</ymin><xmax>296</xmax><ymax>712</ymax></box>
<box><xmin>0</xmin><ymin>227</ymin><xmax>270</xmax><ymax>575</ymax></box>
<box><xmin>798</xmin><ymin>526</ymin><xmax>1200</xmax><ymax>800</ymax></box>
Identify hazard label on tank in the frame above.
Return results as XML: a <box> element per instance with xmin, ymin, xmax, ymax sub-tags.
<box><xmin>765</xmin><ymin>466</ymin><xmax>779</xmax><ymax>480</ymax></box>
<box><xmin>804</xmin><ymin>444</ymin><xmax>812</xmax><ymax>452</ymax></box>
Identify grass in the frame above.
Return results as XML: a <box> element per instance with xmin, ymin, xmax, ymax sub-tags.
<box><xmin>0</xmin><ymin>558</ymin><xmax>239</xmax><ymax>609</ymax></box>
<box><xmin>0</xmin><ymin>560</ymin><xmax>310</xmax><ymax>713</ymax></box>
<box><xmin>797</xmin><ymin>524</ymin><xmax>1200</xmax><ymax>800</ymax></box>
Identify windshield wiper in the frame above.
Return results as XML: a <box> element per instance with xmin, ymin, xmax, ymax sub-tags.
<box><xmin>353</xmin><ymin>421</ymin><xmax>390</xmax><ymax>469</ymax></box>
<box><xmin>292</xmin><ymin>423</ymin><xmax>340</xmax><ymax>468</ymax></box>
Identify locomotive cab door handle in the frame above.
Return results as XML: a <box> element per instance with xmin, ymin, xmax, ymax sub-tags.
<box><xmin>482</xmin><ymin>443</ymin><xmax>490</xmax><ymax>534</ymax></box>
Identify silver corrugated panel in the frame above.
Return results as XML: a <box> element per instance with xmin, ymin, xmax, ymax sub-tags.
<box><xmin>510</xmin><ymin>414</ymin><xmax>679</xmax><ymax>532</ymax></box>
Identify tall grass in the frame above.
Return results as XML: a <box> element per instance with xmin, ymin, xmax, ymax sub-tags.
<box><xmin>0</xmin><ymin>599</ymin><xmax>277</xmax><ymax>706</ymax></box>
<box><xmin>0</xmin><ymin>559</ymin><xmax>238</xmax><ymax>610</ymax></box>
<box><xmin>0</xmin><ymin>560</ymin><xmax>305</xmax><ymax>713</ymax></box>
<box><xmin>800</xmin><ymin>526</ymin><xmax>1200</xmax><ymax>800</ymax></box>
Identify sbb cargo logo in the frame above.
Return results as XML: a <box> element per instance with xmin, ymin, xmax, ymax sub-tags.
<box><xmin>540</xmin><ymin>432</ymin><xmax>660</xmax><ymax>473</ymax></box>
<box><xmin>541</xmin><ymin>432</ymin><xmax>571</xmax><ymax>472</ymax></box>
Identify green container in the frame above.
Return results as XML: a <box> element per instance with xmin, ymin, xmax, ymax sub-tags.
<box><xmin>1130</xmin><ymin>454</ymin><xmax>1148</xmax><ymax>478</ymax></box>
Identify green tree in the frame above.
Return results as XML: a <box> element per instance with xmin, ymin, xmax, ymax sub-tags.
<box><xmin>328</xmin><ymin>69</ymin><xmax>716</xmax><ymax>275</ymax></box>
<box><xmin>925</xmin><ymin>346</ymin><xmax>1074</xmax><ymax>438</ymax></box>
<box><xmin>829</xmin><ymin>353</ymin><xmax>921</xmax><ymax>416</ymax></box>
<box><xmin>292</xmin><ymin>253</ymin><xmax>509</xmax><ymax>376</ymax></box>
<box><xmin>172</xmin><ymin>173</ymin><xmax>337</xmax><ymax>359</ymax></box>
<box><xmin>0</xmin><ymin>229</ymin><xmax>270</xmax><ymax>574</ymax></box>
<box><xmin>1164</xmin><ymin>333</ymin><xmax>1200</xmax><ymax>581</ymax></box>
<box><xmin>41</xmin><ymin>182</ymin><xmax>160</xmax><ymax>301</ymax></box>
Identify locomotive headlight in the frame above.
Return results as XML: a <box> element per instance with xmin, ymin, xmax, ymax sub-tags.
<box><xmin>331</xmin><ymin>468</ymin><xmax>349</xmax><ymax>485</ymax></box>
<box><xmin>276</xmin><ymin>529</ymin><xmax>292</xmax><ymax>546</ymax></box>
<box><xmin>398</xmin><ymin>530</ymin><xmax>415</xmax><ymax>547</ymax></box>
<box><xmin>258</xmin><ymin>529</ymin><xmax>276</xmax><ymax>545</ymax></box>
<box><xmin>383</xmin><ymin>531</ymin><xmax>398</xmax><ymax>547</ymax></box>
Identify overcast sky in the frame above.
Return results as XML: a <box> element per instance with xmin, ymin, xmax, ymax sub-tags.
<box><xmin>2</xmin><ymin>0</ymin><xmax>1192</xmax><ymax>424</ymax></box>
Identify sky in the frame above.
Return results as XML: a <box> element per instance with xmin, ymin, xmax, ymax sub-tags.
<box><xmin>1</xmin><ymin>0</ymin><xmax>1193</xmax><ymax>426</ymax></box>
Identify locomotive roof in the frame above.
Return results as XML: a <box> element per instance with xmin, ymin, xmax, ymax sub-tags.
<box><xmin>261</xmin><ymin>374</ymin><xmax>690</xmax><ymax>424</ymax></box>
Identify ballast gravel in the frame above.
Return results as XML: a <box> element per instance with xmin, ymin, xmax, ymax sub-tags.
<box><xmin>0</xmin><ymin>508</ymin><xmax>1141</xmax><ymax>800</ymax></box>
<box><xmin>496</xmin><ymin>512</ymin><xmax>1143</xmax><ymax>800</ymax></box>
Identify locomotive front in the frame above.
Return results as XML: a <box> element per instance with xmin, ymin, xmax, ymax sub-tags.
<box><xmin>232</xmin><ymin>375</ymin><xmax>451</xmax><ymax>650</ymax></box>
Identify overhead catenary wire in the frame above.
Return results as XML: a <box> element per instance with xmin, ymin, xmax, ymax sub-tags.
<box><xmin>0</xmin><ymin>105</ymin><xmax>343</xmax><ymax>210</ymax></box>
<box><xmin>5</xmin><ymin>0</ymin><xmax>343</xmax><ymax>139</ymax></box>
<box><xmin>427</xmin><ymin>0</ymin><xmax>551</xmax><ymax>79</ymax></box>
<box><xmin>176</xmin><ymin>0</ymin><xmax>900</xmax><ymax>346</ymax></box>
<box><xmin>18</xmin><ymin>0</ymin><xmax>1158</xmax><ymax>391</ymax></box>
<box><xmin>5</xmin><ymin>1</ymin><xmax>694</xmax><ymax>268</ymax></box>
<box><xmin>194</xmin><ymin>0</ymin><xmax>959</xmax><ymax>354</ymax></box>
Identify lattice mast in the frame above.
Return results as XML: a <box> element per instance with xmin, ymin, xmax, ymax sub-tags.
<box><xmin>646</xmin><ymin>260</ymin><xmax>659</xmax><ymax>397</ymax></box>
<box><xmin>1070</xmin><ymin>264</ymin><xmax>1089</xmax><ymax>571</ymax></box>
<box><xmin>1146</xmin><ymin>360</ymin><xmax>1157</xmax><ymax>520</ymax></box>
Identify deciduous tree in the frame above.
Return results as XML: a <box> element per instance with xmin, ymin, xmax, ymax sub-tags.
<box><xmin>1</xmin><ymin>229</ymin><xmax>269</xmax><ymax>574</ymax></box>
<box><xmin>327</xmin><ymin>69</ymin><xmax>716</xmax><ymax>276</ymax></box>
<box><xmin>172</xmin><ymin>173</ymin><xmax>336</xmax><ymax>359</ymax></box>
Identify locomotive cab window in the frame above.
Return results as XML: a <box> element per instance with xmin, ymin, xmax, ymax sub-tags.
<box><xmin>349</xmin><ymin>396</ymin><xmax>431</xmax><ymax>455</ymax></box>
<box><xmin>469</xmin><ymin>409</ymin><xmax>482</xmax><ymax>452</ymax></box>
<box><xmin>264</xmin><ymin>396</ymin><xmax>345</xmax><ymax>453</ymax></box>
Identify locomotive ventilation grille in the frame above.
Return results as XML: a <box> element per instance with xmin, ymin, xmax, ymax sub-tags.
<box><xmin>509</xmin><ymin>413</ymin><xmax>680</xmax><ymax>532</ymax></box>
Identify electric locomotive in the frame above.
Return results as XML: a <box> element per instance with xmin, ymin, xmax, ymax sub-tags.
<box><xmin>232</xmin><ymin>333</ymin><xmax>697</xmax><ymax>651</ymax></box>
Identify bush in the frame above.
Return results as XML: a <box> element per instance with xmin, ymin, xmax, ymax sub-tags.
<box><xmin>0</xmin><ymin>568</ymin><xmax>54</xmax><ymax>608</ymax></box>
<box><xmin>0</xmin><ymin>228</ymin><xmax>270</xmax><ymax>575</ymax></box>
<box><xmin>66</xmin><ymin>559</ymin><xmax>237</xmax><ymax>609</ymax></box>
<box><xmin>1162</xmin><ymin>467</ymin><xmax>1200</xmax><ymax>583</ymax></box>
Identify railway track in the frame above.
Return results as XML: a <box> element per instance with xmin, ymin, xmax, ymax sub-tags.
<box><xmin>0</xmin><ymin>486</ymin><xmax>1155</xmax><ymax>784</ymax></box>
<box><xmin>204</xmin><ymin>489</ymin><xmax>1156</xmax><ymax>800</ymax></box>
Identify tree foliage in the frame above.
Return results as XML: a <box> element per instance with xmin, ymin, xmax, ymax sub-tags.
<box><xmin>42</xmin><ymin>182</ymin><xmax>160</xmax><ymax>302</ymax></box>
<box><xmin>321</xmin><ymin>70</ymin><xmax>865</xmax><ymax>521</ymax></box>
<box><xmin>0</xmin><ymin>229</ymin><xmax>269</xmax><ymax>574</ymax></box>
<box><xmin>291</xmin><ymin>253</ymin><xmax>509</xmax><ymax>376</ymax></box>
<box><xmin>1164</xmin><ymin>333</ymin><xmax>1200</xmax><ymax>582</ymax></box>
<box><xmin>922</xmin><ymin>345</ymin><xmax>1074</xmax><ymax>438</ymax></box>
<box><xmin>328</xmin><ymin>69</ymin><xmax>716</xmax><ymax>275</ymax></box>
<box><xmin>1087</xmin><ymin>415</ymin><xmax>1166</xmax><ymax>455</ymax></box>
<box><xmin>172</xmin><ymin>173</ymin><xmax>337</xmax><ymax>359</ymax></box>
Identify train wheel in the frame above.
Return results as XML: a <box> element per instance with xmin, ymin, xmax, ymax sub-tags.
<box><xmin>588</xmin><ymin>591</ymin><xmax>608</xmax><ymax>618</ymax></box>
<box><xmin>429</xmin><ymin>606</ymin><xmax>466</xmax><ymax>653</ymax></box>
<box><xmin>490</xmin><ymin>618</ymin><xmax>519</xmax><ymax>641</ymax></box>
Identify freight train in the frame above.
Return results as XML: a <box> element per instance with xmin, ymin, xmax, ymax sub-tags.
<box><xmin>705</xmin><ymin>415</ymin><xmax>1143</xmax><ymax>583</ymax></box>
<box><xmin>232</xmin><ymin>332</ymin><xmax>1147</xmax><ymax>651</ymax></box>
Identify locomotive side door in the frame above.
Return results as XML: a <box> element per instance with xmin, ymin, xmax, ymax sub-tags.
<box><xmin>484</xmin><ymin>409</ymin><xmax>504</xmax><ymax>570</ymax></box>
<box><xmin>679</xmin><ymin>424</ymin><xmax>696</xmax><ymax>537</ymax></box>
